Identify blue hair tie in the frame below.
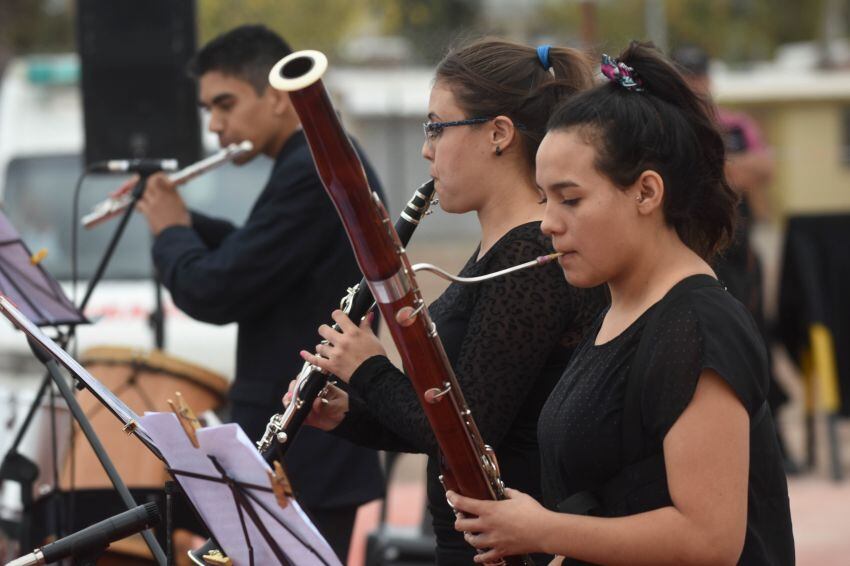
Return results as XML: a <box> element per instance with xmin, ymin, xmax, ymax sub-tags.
<box><xmin>536</xmin><ymin>45</ymin><xmax>551</xmax><ymax>70</ymax></box>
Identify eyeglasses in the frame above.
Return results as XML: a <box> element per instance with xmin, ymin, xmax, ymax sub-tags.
<box><xmin>422</xmin><ymin>117</ymin><xmax>528</xmax><ymax>144</ymax></box>
<box><xmin>422</xmin><ymin>117</ymin><xmax>493</xmax><ymax>142</ymax></box>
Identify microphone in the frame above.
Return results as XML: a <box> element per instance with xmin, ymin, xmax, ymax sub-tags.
<box><xmin>89</xmin><ymin>158</ymin><xmax>179</xmax><ymax>174</ymax></box>
<box><xmin>5</xmin><ymin>502</ymin><xmax>160</xmax><ymax>566</ymax></box>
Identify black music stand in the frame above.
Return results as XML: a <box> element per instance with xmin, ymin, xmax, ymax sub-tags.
<box><xmin>0</xmin><ymin>212</ymin><xmax>166</xmax><ymax>564</ymax></box>
<box><xmin>0</xmin><ymin>302</ymin><xmax>336</xmax><ymax>566</ymax></box>
<box><xmin>0</xmin><ymin>212</ymin><xmax>84</xmax><ymax>326</ymax></box>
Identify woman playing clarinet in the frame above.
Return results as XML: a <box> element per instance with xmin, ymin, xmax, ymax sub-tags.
<box><xmin>446</xmin><ymin>42</ymin><xmax>794</xmax><ymax>566</ymax></box>
<box><xmin>294</xmin><ymin>38</ymin><xmax>607</xmax><ymax>564</ymax></box>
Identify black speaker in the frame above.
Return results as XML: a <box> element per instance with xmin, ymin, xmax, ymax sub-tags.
<box><xmin>76</xmin><ymin>0</ymin><xmax>201</xmax><ymax>167</ymax></box>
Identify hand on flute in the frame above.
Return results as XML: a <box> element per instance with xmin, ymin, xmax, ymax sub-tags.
<box><xmin>136</xmin><ymin>172</ymin><xmax>190</xmax><ymax>236</ymax></box>
<box><xmin>282</xmin><ymin>380</ymin><xmax>348</xmax><ymax>431</ymax></box>
<box><xmin>110</xmin><ymin>174</ymin><xmax>139</xmax><ymax>198</ymax></box>
<box><xmin>300</xmin><ymin>310</ymin><xmax>384</xmax><ymax>382</ymax></box>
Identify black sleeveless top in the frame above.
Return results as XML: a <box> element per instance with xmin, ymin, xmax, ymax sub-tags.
<box><xmin>538</xmin><ymin>276</ymin><xmax>794</xmax><ymax>565</ymax></box>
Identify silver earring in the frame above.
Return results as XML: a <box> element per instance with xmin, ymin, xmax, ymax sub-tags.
<box><xmin>636</xmin><ymin>195</ymin><xmax>645</xmax><ymax>203</ymax></box>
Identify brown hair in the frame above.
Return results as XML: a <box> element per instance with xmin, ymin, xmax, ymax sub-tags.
<box><xmin>435</xmin><ymin>37</ymin><xmax>594</xmax><ymax>166</ymax></box>
<box><xmin>188</xmin><ymin>24</ymin><xmax>292</xmax><ymax>94</ymax></box>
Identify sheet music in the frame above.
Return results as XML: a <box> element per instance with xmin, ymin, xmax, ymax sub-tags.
<box><xmin>0</xmin><ymin>296</ymin><xmax>153</xmax><ymax>449</ymax></box>
<box><xmin>139</xmin><ymin>412</ymin><xmax>341</xmax><ymax>566</ymax></box>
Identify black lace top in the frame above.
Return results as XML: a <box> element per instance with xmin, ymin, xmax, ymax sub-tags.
<box><xmin>538</xmin><ymin>277</ymin><xmax>794</xmax><ymax>565</ymax></box>
<box><xmin>333</xmin><ymin>222</ymin><xmax>606</xmax><ymax>564</ymax></box>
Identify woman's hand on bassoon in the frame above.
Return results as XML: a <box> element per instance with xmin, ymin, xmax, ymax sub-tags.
<box><xmin>448</xmin><ymin>487</ymin><xmax>552</xmax><ymax>563</ymax></box>
<box><xmin>300</xmin><ymin>310</ymin><xmax>385</xmax><ymax>382</ymax></box>
<box><xmin>282</xmin><ymin>381</ymin><xmax>348</xmax><ymax>431</ymax></box>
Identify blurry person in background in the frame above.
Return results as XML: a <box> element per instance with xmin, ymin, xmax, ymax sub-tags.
<box><xmin>672</xmin><ymin>44</ymin><xmax>795</xmax><ymax>472</ymax></box>
<box><xmin>671</xmin><ymin>44</ymin><xmax>775</xmax><ymax>221</ymax></box>
<box><xmin>135</xmin><ymin>24</ymin><xmax>384</xmax><ymax>560</ymax></box>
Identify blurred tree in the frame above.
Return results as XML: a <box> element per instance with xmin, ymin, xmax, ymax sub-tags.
<box><xmin>535</xmin><ymin>0</ymin><xmax>644</xmax><ymax>53</ymax></box>
<box><xmin>370</xmin><ymin>0</ymin><xmax>483</xmax><ymax>64</ymax></box>
<box><xmin>666</xmin><ymin>0</ymin><xmax>823</xmax><ymax>62</ymax></box>
<box><xmin>0</xmin><ymin>0</ymin><xmax>841</xmax><ymax>72</ymax></box>
<box><xmin>533</xmin><ymin>0</ymin><xmax>827</xmax><ymax>64</ymax></box>
<box><xmin>0</xmin><ymin>0</ymin><xmax>74</xmax><ymax>69</ymax></box>
<box><xmin>198</xmin><ymin>0</ymin><xmax>368</xmax><ymax>58</ymax></box>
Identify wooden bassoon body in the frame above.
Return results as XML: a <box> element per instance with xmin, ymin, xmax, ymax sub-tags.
<box><xmin>269</xmin><ymin>51</ymin><xmax>532</xmax><ymax>566</ymax></box>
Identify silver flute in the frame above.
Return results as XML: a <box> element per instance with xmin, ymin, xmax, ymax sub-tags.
<box><xmin>81</xmin><ymin>140</ymin><xmax>253</xmax><ymax>229</ymax></box>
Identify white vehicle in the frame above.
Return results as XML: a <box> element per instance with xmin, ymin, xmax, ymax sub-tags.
<box><xmin>0</xmin><ymin>55</ymin><xmax>275</xmax><ymax>543</ymax></box>
<box><xmin>0</xmin><ymin>54</ymin><xmax>270</xmax><ymax>384</ymax></box>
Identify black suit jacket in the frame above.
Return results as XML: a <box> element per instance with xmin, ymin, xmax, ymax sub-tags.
<box><xmin>152</xmin><ymin>130</ymin><xmax>384</xmax><ymax>508</ymax></box>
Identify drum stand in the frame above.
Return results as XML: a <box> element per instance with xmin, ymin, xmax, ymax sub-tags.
<box><xmin>28</xmin><ymin>340</ymin><xmax>168</xmax><ymax>565</ymax></box>
<box><xmin>0</xmin><ymin>174</ymin><xmax>167</xmax><ymax>564</ymax></box>
<box><xmin>0</xmin><ymin>329</ymin><xmax>69</xmax><ymax>554</ymax></box>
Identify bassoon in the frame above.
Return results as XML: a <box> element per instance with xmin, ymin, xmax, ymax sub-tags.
<box><xmin>269</xmin><ymin>50</ymin><xmax>534</xmax><ymax>566</ymax></box>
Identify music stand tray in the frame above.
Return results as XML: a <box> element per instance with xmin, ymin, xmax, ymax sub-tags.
<box><xmin>0</xmin><ymin>212</ymin><xmax>86</xmax><ymax>327</ymax></box>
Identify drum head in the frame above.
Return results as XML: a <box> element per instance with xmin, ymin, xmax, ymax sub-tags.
<box><xmin>61</xmin><ymin>346</ymin><xmax>228</xmax><ymax>490</ymax></box>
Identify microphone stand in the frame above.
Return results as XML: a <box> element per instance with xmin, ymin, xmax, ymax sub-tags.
<box><xmin>78</xmin><ymin>172</ymin><xmax>152</xmax><ymax>312</ymax></box>
<box><xmin>69</xmin><ymin>171</ymin><xmax>166</xmax><ymax>563</ymax></box>
<box><xmin>87</xmin><ymin>173</ymin><xmax>166</xmax><ymax>349</ymax></box>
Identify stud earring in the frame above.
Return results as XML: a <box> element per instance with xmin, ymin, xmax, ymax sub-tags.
<box><xmin>635</xmin><ymin>195</ymin><xmax>645</xmax><ymax>203</ymax></box>
<box><xmin>495</xmin><ymin>146</ymin><xmax>502</xmax><ymax>156</ymax></box>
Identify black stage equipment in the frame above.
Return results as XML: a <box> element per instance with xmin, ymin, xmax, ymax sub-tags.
<box><xmin>76</xmin><ymin>0</ymin><xmax>201</xmax><ymax>167</ymax></box>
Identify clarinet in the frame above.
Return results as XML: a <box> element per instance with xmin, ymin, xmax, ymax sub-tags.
<box><xmin>189</xmin><ymin>181</ymin><xmax>436</xmax><ymax>566</ymax></box>
<box><xmin>269</xmin><ymin>50</ymin><xmax>534</xmax><ymax>566</ymax></box>
<box><xmin>256</xmin><ymin>179</ymin><xmax>436</xmax><ymax>455</ymax></box>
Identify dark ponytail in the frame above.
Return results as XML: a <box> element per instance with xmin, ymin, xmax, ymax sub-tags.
<box><xmin>435</xmin><ymin>37</ymin><xmax>594</xmax><ymax>167</ymax></box>
<box><xmin>547</xmin><ymin>41</ymin><xmax>738</xmax><ymax>261</ymax></box>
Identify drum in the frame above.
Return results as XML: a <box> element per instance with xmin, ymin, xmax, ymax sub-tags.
<box><xmin>0</xmin><ymin>387</ymin><xmax>72</xmax><ymax>523</ymax></box>
<box><xmin>60</xmin><ymin>346</ymin><xmax>229</xmax><ymax>490</ymax></box>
